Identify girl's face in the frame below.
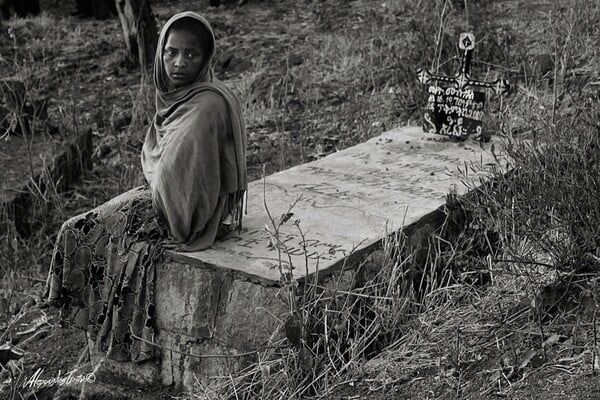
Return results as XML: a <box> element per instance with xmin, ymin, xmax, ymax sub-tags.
<box><xmin>163</xmin><ymin>29</ymin><xmax>205</xmax><ymax>88</ymax></box>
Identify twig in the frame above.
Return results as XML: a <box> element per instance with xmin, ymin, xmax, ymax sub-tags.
<box><xmin>537</xmin><ymin>306</ymin><xmax>547</xmax><ymax>360</ymax></box>
<box><xmin>129</xmin><ymin>332</ymin><xmax>281</xmax><ymax>359</ymax></box>
<box><xmin>492</xmin><ymin>258</ymin><xmax>555</xmax><ymax>269</ymax></box>
<box><xmin>593</xmin><ymin>308</ymin><xmax>598</xmax><ymax>375</ymax></box>
<box><xmin>551</xmin><ymin>19</ymin><xmax>558</xmax><ymax>128</ymax></box>
<box><xmin>464</xmin><ymin>0</ymin><xmax>469</xmax><ymax>31</ymax></box>
<box><xmin>432</xmin><ymin>0</ymin><xmax>449</xmax><ymax>73</ymax></box>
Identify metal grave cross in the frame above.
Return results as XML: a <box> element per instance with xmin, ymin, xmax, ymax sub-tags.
<box><xmin>416</xmin><ymin>33</ymin><xmax>510</xmax><ymax>138</ymax></box>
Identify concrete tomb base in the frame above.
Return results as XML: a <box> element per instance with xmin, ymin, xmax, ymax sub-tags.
<box><xmin>85</xmin><ymin>126</ymin><xmax>499</xmax><ymax>393</ymax></box>
<box><xmin>155</xmin><ymin>263</ymin><xmax>287</xmax><ymax>388</ymax></box>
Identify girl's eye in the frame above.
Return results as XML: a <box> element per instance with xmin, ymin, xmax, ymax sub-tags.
<box><xmin>186</xmin><ymin>52</ymin><xmax>196</xmax><ymax>59</ymax></box>
<box><xmin>166</xmin><ymin>49</ymin><xmax>176</xmax><ymax>56</ymax></box>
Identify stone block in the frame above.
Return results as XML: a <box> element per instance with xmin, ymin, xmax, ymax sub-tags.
<box><xmin>155</xmin><ymin>261</ymin><xmax>224</xmax><ymax>340</ymax></box>
<box><xmin>215</xmin><ymin>278</ymin><xmax>287</xmax><ymax>350</ymax></box>
<box><xmin>155</xmin><ymin>261</ymin><xmax>287</xmax><ymax>387</ymax></box>
<box><xmin>168</xmin><ymin>126</ymin><xmax>499</xmax><ymax>284</ymax></box>
<box><xmin>47</xmin><ymin>126</ymin><xmax>501</xmax><ymax>392</ymax></box>
<box><xmin>151</xmin><ymin>126</ymin><xmax>501</xmax><ymax>390</ymax></box>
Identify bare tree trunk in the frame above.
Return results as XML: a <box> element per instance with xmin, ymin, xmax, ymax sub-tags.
<box><xmin>115</xmin><ymin>0</ymin><xmax>158</xmax><ymax>75</ymax></box>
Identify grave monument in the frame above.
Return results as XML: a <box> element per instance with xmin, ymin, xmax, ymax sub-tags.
<box><xmin>147</xmin><ymin>41</ymin><xmax>513</xmax><ymax>390</ymax></box>
<box><xmin>58</xmin><ymin>34</ymin><xmax>514</xmax><ymax>397</ymax></box>
<box><xmin>416</xmin><ymin>33</ymin><xmax>510</xmax><ymax>138</ymax></box>
<box><xmin>144</xmin><ymin>125</ymin><xmax>499</xmax><ymax>390</ymax></box>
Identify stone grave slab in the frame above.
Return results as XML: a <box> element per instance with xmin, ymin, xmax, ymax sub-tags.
<box><xmin>152</xmin><ymin>125</ymin><xmax>500</xmax><ymax>389</ymax></box>
<box><xmin>166</xmin><ymin>125</ymin><xmax>498</xmax><ymax>283</ymax></box>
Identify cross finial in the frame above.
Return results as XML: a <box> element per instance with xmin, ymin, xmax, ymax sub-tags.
<box><xmin>459</xmin><ymin>33</ymin><xmax>475</xmax><ymax>51</ymax></box>
<box><xmin>417</xmin><ymin>69</ymin><xmax>431</xmax><ymax>85</ymax></box>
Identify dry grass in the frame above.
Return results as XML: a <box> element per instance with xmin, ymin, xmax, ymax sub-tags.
<box><xmin>364</xmin><ymin>264</ymin><xmax>600</xmax><ymax>398</ymax></box>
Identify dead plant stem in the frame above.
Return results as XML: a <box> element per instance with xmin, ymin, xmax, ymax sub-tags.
<box><xmin>593</xmin><ymin>308</ymin><xmax>597</xmax><ymax>375</ymax></box>
<box><xmin>432</xmin><ymin>0</ymin><xmax>448</xmax><ymax>73</ymax></box>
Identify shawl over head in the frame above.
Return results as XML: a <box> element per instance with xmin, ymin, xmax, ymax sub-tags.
<box><xmin>141</xmin><ymin>11</ymin><xmax>247</xmax><ymax>250</ymax></box>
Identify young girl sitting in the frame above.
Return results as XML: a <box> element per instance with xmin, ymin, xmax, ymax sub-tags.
<box><xmin>45</xmin><ymin>11</ymin><xmax>247</xmax><ymax>363</ymax></box>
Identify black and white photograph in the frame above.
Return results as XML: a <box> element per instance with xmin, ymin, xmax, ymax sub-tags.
<box><xmin>1</xmin><ymin>0</ymin><xmax>599</xmax><ymax>398</ymax></box>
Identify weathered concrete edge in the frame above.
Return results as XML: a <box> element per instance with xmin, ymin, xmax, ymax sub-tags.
<box><xmin>155</xmin><ymin>261</ymin><xmax>289</xmax><ymax>387</ymax></box>
<box><xmin>164</xmin><ymin>247</ymin><xmax>292</xmax><ymax>287</ymax></box>
<box><xmin>163</xmin><ymin>202</ymin><xmax>453</xmax><ymax>288</ymax></box>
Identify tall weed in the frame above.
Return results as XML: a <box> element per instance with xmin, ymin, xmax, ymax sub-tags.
<box><xmin>466</xmin><ymin>0</ymin><xmax>600</xmax><ymax>274</ymax></box>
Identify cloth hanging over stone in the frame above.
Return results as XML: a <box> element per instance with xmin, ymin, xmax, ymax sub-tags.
<box><xmin>141</xmin><ymin>11</ymin><xmax>248</xmax><ymax>251</ymax></box>
<box><xmin>45</xmin><ymin>187</ymin><xmax>163</xmax><ymax>362</ymax></box>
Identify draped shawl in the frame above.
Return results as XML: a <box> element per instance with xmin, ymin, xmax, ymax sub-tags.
<box><xmin>141</xmin><ymin>12</ymin><xmax>247</xmax><ymax>251</ymax></box>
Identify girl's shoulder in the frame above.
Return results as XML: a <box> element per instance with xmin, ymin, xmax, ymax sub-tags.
<box><xmin>190</xmin><ymin>87</ymin><xmax>229</xmax><ymax>108</ymax></box>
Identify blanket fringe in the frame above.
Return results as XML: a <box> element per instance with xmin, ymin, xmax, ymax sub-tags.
<box><xmin>231</xmin><ymin>189</ymin><xmax>246</xmax><ymax>234</ymax></box>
